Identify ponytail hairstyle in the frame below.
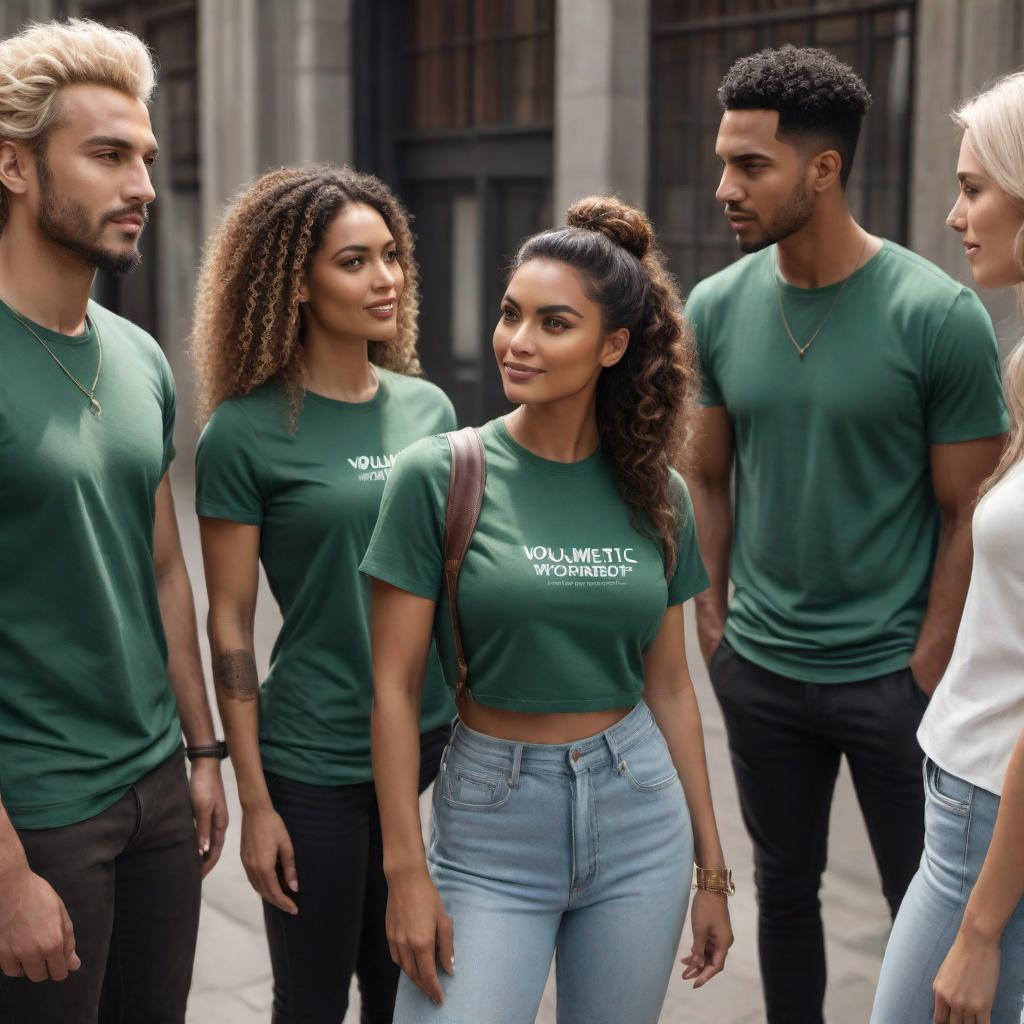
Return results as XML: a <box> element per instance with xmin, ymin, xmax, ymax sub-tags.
<box><xmin>953</xmin><ymin>72</ymin><xmax>1024</xmax><ymax>494</ymax></box>
<box><xmin>510</xmin><ymin>196</ymin><xmax>698</xmax><ymax>576</ymax></box>
<box><xmin>191</xmin><ymin>165</ymin><xmax>422</xmax><ymax>426</ymax></box>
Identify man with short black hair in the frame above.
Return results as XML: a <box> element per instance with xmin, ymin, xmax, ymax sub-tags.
<box><xmin>0</xmin><ymin>19</ymin><xmax>227</xmax><ymax>1023</ymax></box>
<box><xmin>686</xmin><ymin>45</ymin><xmax>1008</xmax><ymax>1023</ymax></box>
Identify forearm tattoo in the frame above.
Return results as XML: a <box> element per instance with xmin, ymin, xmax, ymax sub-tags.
<box><xmin>215</xmin><ymin>649</ymin><xmax>260</xmax><ymax>702</ymax></box>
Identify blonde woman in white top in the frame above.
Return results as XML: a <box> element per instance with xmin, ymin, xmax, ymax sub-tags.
<box><xmin>871</xmin><ymin>71</ymin><xmax>1024</xmax><ymax>1024</ymax></box>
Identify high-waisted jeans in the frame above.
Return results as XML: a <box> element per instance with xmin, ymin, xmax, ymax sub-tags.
<box><xmin>870</xmin><ymin>758</ymin><xmax>1024</xmax><ymax>1023</ymax></box>
<box><xmin>394</xmin><ymin>701</ymin><xmax>694</xmax><ymax>1024</ymax></box>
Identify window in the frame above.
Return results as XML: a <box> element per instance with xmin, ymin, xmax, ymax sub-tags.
<box><xmin>410</xmin><ymin>0</ymin><xmax>555</xmax><ymax>133</ymax></box>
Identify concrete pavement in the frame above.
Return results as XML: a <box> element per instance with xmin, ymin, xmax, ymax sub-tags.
<box><xmin>174</xmin><ymin>464</ymin><xmax>891</xmax><ymax>1023</ymax></box>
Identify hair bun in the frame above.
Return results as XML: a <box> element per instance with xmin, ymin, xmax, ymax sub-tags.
<box><xmin>565</xmin><ymin>196</ymin><xmax>654</xmax><ymax>260</ymax></box>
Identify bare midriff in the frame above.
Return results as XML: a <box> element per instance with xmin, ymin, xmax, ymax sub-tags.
<box><xmin>456</xmin><ymin>698</ymin><xmax>634</xmax><ymax>745</ymax></box>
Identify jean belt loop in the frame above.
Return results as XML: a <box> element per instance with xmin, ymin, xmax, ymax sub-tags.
<box><xmin>509</xmin><ymin>744</ymin><xmax>523</xmax><ymax>789</ymax></box>
<box><xmin>604</xmin><ymin>729</ymin><xmax>624</xmax><ymax>774</ymax></box>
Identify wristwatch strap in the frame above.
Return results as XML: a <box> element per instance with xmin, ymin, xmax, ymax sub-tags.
<box><xmin>186</xmin><ymin>741</ymin><xmax>228</xmax><ymax>761</ymax></box>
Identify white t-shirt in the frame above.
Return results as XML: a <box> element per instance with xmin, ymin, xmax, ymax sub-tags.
<box><xmin>919</xmin><ymin>458</ymin><xmax>1024</xmax><ymax>795</ymax></box>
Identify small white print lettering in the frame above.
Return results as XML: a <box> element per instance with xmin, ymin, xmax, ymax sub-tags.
<box><xmin>523</xmin><ymin>544</ymin><xmax>638</xmax><ymax>586</ymax></box>
<box><xmin>348</xmin><ymin>453</ymin><xmax>398</xmax><ymax>482</ymax></box>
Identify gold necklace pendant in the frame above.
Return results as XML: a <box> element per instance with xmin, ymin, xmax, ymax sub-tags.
<box><xmin>90</xmin><ymin>397</ymin><xmax>102</xmax><ymax>416</ymax></box>
<box><xmin>775</xmin><ymin>233</ymin><xmax>871</xmax><ymax>360</ymax></box>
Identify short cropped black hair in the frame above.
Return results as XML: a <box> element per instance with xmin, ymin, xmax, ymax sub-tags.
<box><xmin>718</xmin><ymin>45</ymin><xmax>872</xmax><ymax>186</ymax></box>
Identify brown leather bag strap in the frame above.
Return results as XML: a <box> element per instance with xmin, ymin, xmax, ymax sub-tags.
<box><xmin>443</xmin><ymin>427</ymin><xmax>486</xmax><ymax>699</ymax></box>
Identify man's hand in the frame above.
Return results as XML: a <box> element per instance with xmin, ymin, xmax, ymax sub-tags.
<box><xmin>697</xmin><ymin>623</ymin><xmax>726</xmax><ymax>668</ymax></box>
<box><xmin>189</xmin><ymin>758</ymin><xmax>228</xmax><ymax>878</ymax></box>
<box><xmin>0</xmin><ymin>865</ymin><xmax>80</xmax><ymax>981</ymax></box>
<box><xmin>909</xmin><ymin>653</ymin><xmax>943</xmax><ymax>698</ymax></box>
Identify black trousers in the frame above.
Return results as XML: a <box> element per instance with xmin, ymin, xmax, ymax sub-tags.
<box><xmin>263</xmin><ymin>725</ymin><xmax>449</xmax><ymax>1024</ymax></box>
<box><xmin>709</xmin><ymin>640</ymin><xmax>926</xmax><ymax>1024</ymax></box>
<box><xmin>0</xmin><ymin>748</ymin><xmax>201</xmax><ymax>1024</ymax></box>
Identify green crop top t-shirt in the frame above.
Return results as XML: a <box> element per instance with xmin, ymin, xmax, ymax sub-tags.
<box><xmin>359</xmin><ymin>417</ymin><xmax>710</xmax><ymax>712</ymax></box>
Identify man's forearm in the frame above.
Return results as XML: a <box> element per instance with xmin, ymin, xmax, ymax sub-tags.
<box><xmin>0</xmin><ymin>801</ymin><xmax>28</xmax><ymax>881</ymax></box>
<box><xmin>912</xmin><ymin>511</ymin><xmax>974</xmax><ymax>693</ymax></box>
<box><xmin>158</xmin><ymin>567</ymin><xmax>217</xmax><ymax>746</ymax></box>
<box><xmin>688</xmin><ymin>478</ymin><xmax>733</xmax><ymax>648</ymax></box>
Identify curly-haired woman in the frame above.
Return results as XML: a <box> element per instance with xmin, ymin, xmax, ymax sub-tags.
<box><xmin>360</xmin><ymin>196</ymin><xmax>734</xmax><ymax>1022</ymax></box>
<box><xmin>191</xmin><ymin>165</ymin><xmax>456</xmax><ymax>1023</ymax></box>
<box><xmin>871</xmin><ymin>72</ymin><xmax>1024</xmax><ymax>1024</ymax></box>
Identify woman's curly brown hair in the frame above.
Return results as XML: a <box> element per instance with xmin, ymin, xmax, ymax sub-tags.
<box><xmin>511</xmin><ymin>196</ymin><xmax>699</xmax><ymax>577</ymax></box>
<box><xmin>191</xmin><ymin>164</ymin><xmax>422</xmax><ymax>426</ymax></box>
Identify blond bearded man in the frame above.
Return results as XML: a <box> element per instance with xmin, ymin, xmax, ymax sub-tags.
<box><xmin>0</xmin><ymin>20</ymin><xmax>227</xmax><ymax>1023</ymax></box>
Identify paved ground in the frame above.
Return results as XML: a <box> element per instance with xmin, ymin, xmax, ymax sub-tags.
<box><xmin>174</xmin><ymin>465</ymin><xmax>892</xmax><ymax>1023</ymax></box>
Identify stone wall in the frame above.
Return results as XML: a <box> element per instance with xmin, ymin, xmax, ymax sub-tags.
<box><xmin>911</xmin><ymin>0</ymin><xmax>1024</xmax><ymax>352</ymax></box>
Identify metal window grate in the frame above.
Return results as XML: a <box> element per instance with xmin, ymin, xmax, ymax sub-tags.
<box><xmin>651</xmin><ymin>0</ymin><xmax>916</xmax><ymax>292</ymax></box>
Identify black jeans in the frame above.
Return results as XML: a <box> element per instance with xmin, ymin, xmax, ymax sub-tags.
<box><xmin>263</xmin><ymin>724</ymin><xmax>449</xmax><ymax>1024</ymax></box>
<box><xmin>709</xmin><ymin>641</ymin><xmax>926</xmax><ymax>1024</ymax></box>
<box><xmin>0</xmin><ymin>748</ymin><xmax>201</xmax><ymax>1024</ymax></box>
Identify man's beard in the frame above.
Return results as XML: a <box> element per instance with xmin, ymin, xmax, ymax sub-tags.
<box><xmin>735</xmin><ymin>179</ymin><xmax>814</xmax><ymax>254</ymax></box>
<box><xmin>36</xmin><ymin>155</ymin><xmax>145</xmax><ymax>274</ymax></box>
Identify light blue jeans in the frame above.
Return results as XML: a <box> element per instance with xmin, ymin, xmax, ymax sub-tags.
<box><xmin>871</xmin><ymin>759</ymin><xmax>1024</xmax><ymax>1023</ymax></box>
<box><xmin>394</xmin><ymin>701</ymin><xmax>694</xmax><ymax>1024</ymax></box>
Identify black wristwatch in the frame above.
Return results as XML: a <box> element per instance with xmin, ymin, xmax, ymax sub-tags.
<box><xmin>186</xmin><ymin>741</ymin><xmax>228</xmax><ymax>762</ymax></box>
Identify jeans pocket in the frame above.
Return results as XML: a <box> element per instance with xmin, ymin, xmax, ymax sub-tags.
<box><xmin>924</xmin><ymin>759</ymin><xmax>972</xmax><ymax>816</ymax></box>
<box><xmin>441</xmin><ymin>752</ymin><xmax>511</xmax><ymax>811</ymax></box>
<box><xmin>619</xmin><ymin>727</ymin><xmax>680</xmax><ymax>793</ymax></box>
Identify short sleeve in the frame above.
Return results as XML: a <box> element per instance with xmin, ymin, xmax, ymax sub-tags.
<box><xmin>666</xmin><ymin>474</ymin><xmax>710</xmax><ymax>606</ymax></box>
<box><xmin>359</xmin><ymin>436</ymin><xmax>449</xmax><ymax>600</ymax></box>
<box><xmin>158</xmin><ymin>354</ymin><xmax>176</xmax><ymax>477</ymax></box>
<box><xmin>685</xmin><ymin>285</ymin><xmax>725</xmax><ymax>408</ymax></box>
<box><xmin>925</xmin><ymin>288</ymin><xmax>1010</xmax><ymax>444</ymax></box>
<box><xmin>440</xmin><ymin>396</ymin><xmax>458</xmax><ymax>432</ymax></box>
<box><xmin>195</xmin><ymin>402</ymin><xmax>267</xmax><ymax>525</ymax></box>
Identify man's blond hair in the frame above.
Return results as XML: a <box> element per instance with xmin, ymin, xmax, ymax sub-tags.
<box><xmin>0</xmin><ymin>17</ymin><xmax>155</xmax><ymax>227</ymax></box>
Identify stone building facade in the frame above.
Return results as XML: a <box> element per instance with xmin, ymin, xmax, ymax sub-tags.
<box><xmin>2</xmin><ymin>0</ymin><xmax>1022</xmax><ymax>439</ymax></box>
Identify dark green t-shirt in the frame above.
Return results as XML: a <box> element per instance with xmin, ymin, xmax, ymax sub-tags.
<box><xmin>687</xmin><ymin>241</ymin><xmax>1010</xmax><ymax>683</ymax></box>
<box><xmin>195</xmin><ymin>371</ymin><xmax>456</xmax><ymax>786</ymax></box>
<box><xmin>359</xmin><ymin>418</ymin><xmax>709</xmax><ymax>712</ymax></box>
<box><xmin>0</xmin><ymin>300</ymin><xmax>182</xmax><ymax>829</ymax></box>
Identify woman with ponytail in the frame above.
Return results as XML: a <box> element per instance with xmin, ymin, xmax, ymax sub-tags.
<box><xmin>361</xmin><ymin>196</ymin><xmax>733</xmax><ymax>1021</ymax></box>
<box><xmin>871</xmin><ymin>73</ymin><xmax>1024</xmax><ymax>1024</ymax></box>
<box><xmin>192</xmin><ymin>166</ymin><xmax>456</xmax><ymax>1022</ymax></box>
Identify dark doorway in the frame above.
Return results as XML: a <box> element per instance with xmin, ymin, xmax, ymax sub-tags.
<box><xmin>356</xmin><ymin>0</ymin><xmax>555</xmax><ymax>424</ymax></box>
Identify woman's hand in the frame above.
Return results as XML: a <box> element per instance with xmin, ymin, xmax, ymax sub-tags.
<box><xmin>681</xmin><ymin>890</ymin><xmax>733</xmax><ymax>988</ymax></box>
<box><xmin>240</xmin><ymin>805</ymin><xmax>298</xmax><ymax>915</ymax></box>
<box><xmin>931</xmin><ymin>927</ymin><xmax>1001</xmax><ymax>1024</ymax></box>
<box><xmin>386</xmin><ymin>865</ymin><xmax>455</xmax><ymax>1006</ymax></box>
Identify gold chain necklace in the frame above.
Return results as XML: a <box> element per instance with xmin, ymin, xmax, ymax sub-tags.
<box><xmin>774</xmin><ymin>233</ymin><xmax>870</xmax><ymax>360</ymax></box>
<box><xmin>5</xmin><ymin>302</ymin><xmax>103</xmax><ymax>415</ymax></box>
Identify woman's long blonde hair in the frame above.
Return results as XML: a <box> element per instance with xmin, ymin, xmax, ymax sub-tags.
<box><xmin>954</xmin><ymin>71</ymin><xmax>1024</xmax><ymax>493</ymax></box>
<box><xmin>191</xmin><ymin>165</ymin><xmax>422</xmax><ymax>426</ymax></box>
